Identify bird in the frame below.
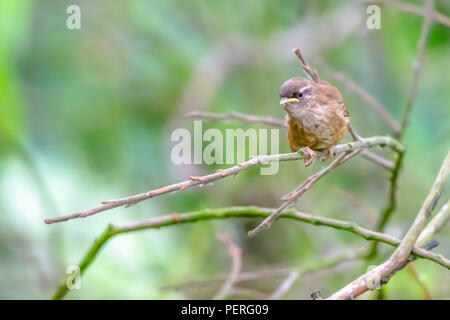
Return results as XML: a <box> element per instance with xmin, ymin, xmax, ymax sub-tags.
<box><xmin>279</xmin><ymin>76</ymin><xmax>350</xmax><ymax>167</ymax></box>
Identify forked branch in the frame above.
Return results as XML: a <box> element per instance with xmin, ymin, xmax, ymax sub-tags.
<box><xmin>51</xmin><ymin>206</ymin><xmax>450</xmax><ymax>300</ymax></box>
<box><xmin>328</xmin><ymin>148</ymin><xmax>450</xmax><ymax>300</ymax></box>
<box><xmin>44</xmin><ymin>136</ymin><xmax>402</xmax><ymax>224</ymax></box>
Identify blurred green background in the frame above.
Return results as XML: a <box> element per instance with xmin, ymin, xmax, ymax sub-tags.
<box><xmin>0</xmin><ymin>0</ymin><xmax>449</xmax><ymax>299</ymax></box>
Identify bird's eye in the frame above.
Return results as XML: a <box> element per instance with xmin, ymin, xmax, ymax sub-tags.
<box><xmin>298</xmin><ymin>92</ymin><xmax>303</xmax><ymax>99</ymax></box>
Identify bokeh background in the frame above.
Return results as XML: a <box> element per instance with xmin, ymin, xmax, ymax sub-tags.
<box><xmin>0</xmin><ymin>0</ymin><xmax>449</xmax><ymax>299</ymax></box>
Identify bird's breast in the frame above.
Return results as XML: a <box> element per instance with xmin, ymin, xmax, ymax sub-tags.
<box><xmin>286</xmin><ymin>106</ymin><xmax>348</xmax><ymax>151</ymax></box>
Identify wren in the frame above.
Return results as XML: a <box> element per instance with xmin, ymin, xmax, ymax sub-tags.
<box><xmin>280</xmin><ymin>77</ymin><xmax>350</xmax><ymax>166</ymax></box>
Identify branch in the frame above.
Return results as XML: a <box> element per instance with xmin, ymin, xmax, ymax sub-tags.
<box><xmin>248</xmin><ymin>150</ymin><xmax>358</xmax><ymax>237</ymax></box>
<box><xmin>317</xmin><ymin>59</ymin><xmax>400</xmax><ymax>133</ymax></box>
<box><xmin>267</xmin><ymin>271</ymin><xmax>299</xmax><ymax>300</ymax></box>
<box><xmin>417</xmin><ymin>200</ymin><xmax>450</xmax><ymax>246</ymax></box>
<box><xmin>361</xmin><ymin>0</ymin><xmax>450</xmax><ymax>28</ymax></box>
<box><xmin>405</xmin><ymin>264</ymin><xmax>432</xmax><ymax>300</ymax></box>
<box><xmin>391</xmin><ymin>150</ymin><xmax>449</xmax><ymax>263</ymax></box>
<box><xmin>398</xmin><ymin>0</ymin><xmax>434</xmax><ymax>140</ymax></box>
<box><xmin>330</xmin><ymin>136</ymin><xmax>404</xmax><ymax>155</ymax></box>
<box><xmin>51</xmin><ymin>206</ymin><xmax>450</xmax><ymax>299</ymax></box>
<box><xmin>227</xmin><ymin>287</ymin><xmax>269</xmax><ymax>299</ymax></box>
<box><xmin>248</xmin><ymin>135</ymin><xmax>405</xmax><ymax>236</ymax></box>
<box><xmin>267</xmin><ymin>249</ymin><xmax>365</xmax><ymax>300</ymax></box>
<box><xmin>212</xmin><ymin>233</ymin><xmax>242</xmax><ymax>300</ymax></box>
<box><xmin>361</xmin><ymin>150</ymin><xmax>394</xmax><ymax>171</ymax></box>
<box><xmin>328</xmin><ymin>148</ymin><xmax>450</xmax><ymax>300</ymax></box>
<box><xmin>44</xmin><ymin>136</ymin><xmax>402</xmax><ymax>224</ymax></box>
<box><xmin>187</xmin><ymin>109</ymin><xmax>394</xmax><ymax>170</ymax></box>
<box><xmin>293</xmin><ymin>48</ymin><xmax>320</xmax><ymax>82</ymax></box>
<box><xmin>186</xmin><ymin>110</ymin><xmax>286</xmax><ymax>127</ymax></box>
<box><xmin>368</xmin><ymin>0</ymin><xmax>434</xmax><ymax>257</ymax></box>
<box><xmin>161</xmin><ymin>268</ymin><xmax>292</xmax><ymax>291</ymax></box>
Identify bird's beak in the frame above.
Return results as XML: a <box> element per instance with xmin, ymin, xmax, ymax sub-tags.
<box><xmin>279</xmin><ymin>97</ymin><xmax>299</xmax><ymax>105</ymax></box>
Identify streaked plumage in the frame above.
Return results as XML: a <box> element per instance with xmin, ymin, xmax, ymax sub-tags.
<box><xmin>280</xmin><ymin>77</ymin><xmax>349</xmax><ymax>154</ymax></box>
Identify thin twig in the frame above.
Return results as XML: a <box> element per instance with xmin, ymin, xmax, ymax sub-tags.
<box><xmin>361</xmin><ymin>0</ymin><xmax>450</xmax><ymax>28</ymax></box>
<box><xmin>187</xmin><ymin>110</ymin><xmax>286</xmax><ymax>127</ymax></box>
<box><xmin>164</xmin><ymin>249</ymin><xmax>362</xmax><ymax>294</ymax></box>
<box><xmin>187</xmin><ymin>109</ymin><xmax>394</xmax><ymax>170</ymax></box>
<box><xmin>367</xmin><ymin>149</ymin><xmax>404</xmax><ymax>257</ymax></box>
<box><xmin>336</xmin><ymin>189</ymin><xmax>378</xmax><ymax>225</ymax></box>
<box><xmin>51</xmin><ymin>206</ymin><xmax>450</xmax><ymax>299</ymax></box>
<box><xmin>161</xmin><ymin>267</ymin><xmax>292</xmax><ymax>291</ymax></box>
<box><xmin>328</xmin><ymin>148</ymin><xmax>449</xmax><ymax>300</ymax></box>
<box><xmin>391</xmin><ymin>151</ymin><xmax>449</xmax><ymax>264</ymax></box>
<box><xmin>248</xmin><ymin>136</ymin><xmax>405</xmax><ymax>236</ymax></box>
<box><xmin>361</xmin><ymin>150</ymin><xmax>394</xmax><ymax>171</ymax></box>
<box><xmin>368</xmin><ymin>0</ymin><xmax>434</xmax><ymax>257</ymax></box>
<box><xmin>45</xmin><ymin>136</ymin><xmax>402</xmax><ymax>224</ymax></box>
<box><xmin>267</xmin><ymin>249</ymin><xmax>365</xmax><ymax>300</ymax></box>
<box><xmin>227</xmin><ymin>287</ymin><xmax>269</xmax><ymax>299</ymax></box>
<box><xmin>398</xmin><ymin>0</ymin><xmax>434</xmax><ymax>140</ymax></box>
<box><xmin>405</xmin><ymin>264</ymin><xmax>432</xmax><ymax>300</ymax></box>
<box><xmin>268</xmin><ymin>271</ymin><xmax>299</xmax><ymax>300</ymax></box>
<box><xmin>248</xmin><ymin>150</ymin><xmax>358</xmax><ymax>237</ymax></box>
<box><xmin>417</xmin><ymin>200</ymin><xmax>450</xmax><ymax>246</ymax></box>
<box><xmin>213</xmin><ymin>233</ymin><xmax>242</xmax><ymax>300</ymax></box>
<box><xmin>318</xmin><ymin>60</ymin><xmax>400</xmax><ymax>133</ymax></box>
<box><xmin>293</xmin><ymin>48</ymin><xmax>320</xmax><ymax>82</ymax></box>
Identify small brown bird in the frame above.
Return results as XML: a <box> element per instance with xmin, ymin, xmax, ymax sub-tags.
<box><xmin>280</xmin><ymin>77</ymin><xmax>349</xmax><ymax>166</ymax></box>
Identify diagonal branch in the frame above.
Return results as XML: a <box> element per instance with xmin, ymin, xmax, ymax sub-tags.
<box><xmin>317</xmin><ymin>59</ymin><xmax>400</xmax><ymax>133</ymax></box>
<box><xmin>51</xmin><ymin>205</ymin><xmax>450</xmax><ymax>300</ymax></box>
<box><xmin>361</xmin><ymin>0</ymin><xmax>450</xmax><ymax>28</ymax></box>
<box><xmin>267</xmin><ymin>249</ymin><xmax>366</xmax><ymax>300</ymax></box>
<box><xmin>248</xmin><ymin>150</ymin><xmax>359</xmax><ymax>237</ymax></box>
<box><xmin>368</xmin><ymin>0</ymin><xmax>434</xmax><ymax>258</ymax></box>
<box><xmin>212</xmin><ymin>233</ymin><xmax>242</xmax><ymax>300</ymax></box>
<box><xmin>186</xmin><ymin>110</ymin><xmax>286</xmax><ymax>127</ymax></box>
<box><xmin>398</xmin><ymin>0</ymin><xmax>434</xmax><ymax>140</ymax></box>
<box><xmin>417</xmin><ymin>199</ymin><xmax>450</xmax><ymax>246</ymax></box>
<box><xmin>187</xmin><ymin>110</ymin><xmax>394</xmax><ymax>170</ymax></box>
<box><xmin>294</xmin><ymin>48</ymin><xmax>320</xmax><ymax>82</ymax></box>
<box><xmin>44</xmin><ymin>136</ymin><xmax>403</xmax><ymax>224</ymax></box>
<box><xmin>328</xmin><ymin>148</ymin><xmax>450</xmax><ymax>300</ymax></box>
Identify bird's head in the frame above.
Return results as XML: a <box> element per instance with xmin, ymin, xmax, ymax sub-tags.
<box><xmin>279</xmin><ymin>77</ymin><xmax>314</xmax><ymax>116</ymax></box>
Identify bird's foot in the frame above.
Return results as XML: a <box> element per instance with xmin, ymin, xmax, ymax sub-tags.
<box><xmin>299</xmin><ymin>147</ymin><xmax>316</xmax><ymax>167</ymax></box>
<box><xmin>319</xmin><ymin>149</ymin><xmax>332</xmax><ymax>162</ymax></box>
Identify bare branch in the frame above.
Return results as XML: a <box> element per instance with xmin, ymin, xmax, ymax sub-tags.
<box><xmin>187</xmin><ymin>109</ymin><xmax>394</xmax><ymax>170</ymax></box>
<box><xmin>187</xmin><ymin>110</ymin><xmax>286</xmax><ymax>127</ymax></box>
<box><xmin>405</xmin><ymin>264</ymin><xmax>432</xmax><ymax>300</ymax></box>
<box><xmin>417</xmin><ymin>200</ymin><xmax>450</xmax><ymax>246</ymax></box>
<box><xmin>213</xmin><ymin>233</ymin><xmax>242</xmax><ymax>300</ymax></box>
<box><xmin>268</xmin><ymin>271</ymin><xmax>299</xmax><ymax>300</ymax></box>
<box><xmin>249</xmin><ymin>134</ymin><xmax>406</xmax><ymax>236</ymax></box>
<box><xmin>391</xmin><ymin>151</ymin><xmax>449</xmax><ymax>264</ymax></box>
<box><xmin>398</xmin><ymin>0</ymin><xmax>434</xmax><ymax>140</ymax></box>
<box><xmin>317</xmin><ymin>60</ymin><xmax>400</xmax><ymax>133</ymax></box>
<box><xmin>248</xmin><ymin>150</ymin><xmax>359</xmax><ymax>237</ymax></box>
<box><xmin>227</xmin><ymin>287</ymin><xmax>269</xmax><ymax>299</ymax></box>
<box><xmin>268</xmin><ymin>249</ymin><xmax>365</xmax><ymax>300</ymax></box>
<box><xmin>368</xmin><ymin>0</ymin><xmax>434</xmax><ymax>257</ymax></box>
<box><xmin>361</xmin><ymin>150</ymin><xmax>394</xmax><ymax>171</ymax></box>
<box><xmin>328</xmin><ymin>148</ymin><xmax>450</xmax><ymax>300</ymax></box>
<box><xmin>293</xmin><ymin>48</ymin><xmax>320</xmax><ymax>82</ymax></box>
<box><xmin>45</xmin><ymin>136</ymin><xmax>402</xmax><ymax>224</ymax></box>
<box><xmin>361</xmin><ymin>0</ymin><xmax>450</xmax><ymax>28</ymax></box>
<box><xmin>161</xmin><ymin>267</ymin><xmax>292</xmax><ymax>291</ymax></box>
<box><xmin>51</xmin><ymin>206</ymin><xmax>450</xmax><ymax>299</ymax></box>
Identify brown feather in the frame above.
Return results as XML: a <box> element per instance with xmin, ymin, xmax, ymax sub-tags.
<box><xmin>281</xmin><ymin>77</ymin><xmax>349</xmax><ymax>153</ymax></box>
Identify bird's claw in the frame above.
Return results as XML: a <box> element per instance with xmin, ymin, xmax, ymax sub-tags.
<box><xmin>299</xmin><ymin>147</ymin><xmax>316</xmax><ymax>167</ymax></box>
<box><xmin>318</xmin><ymin>149</ymin><xmax>332</xmax><ymax>162</ymax></box>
